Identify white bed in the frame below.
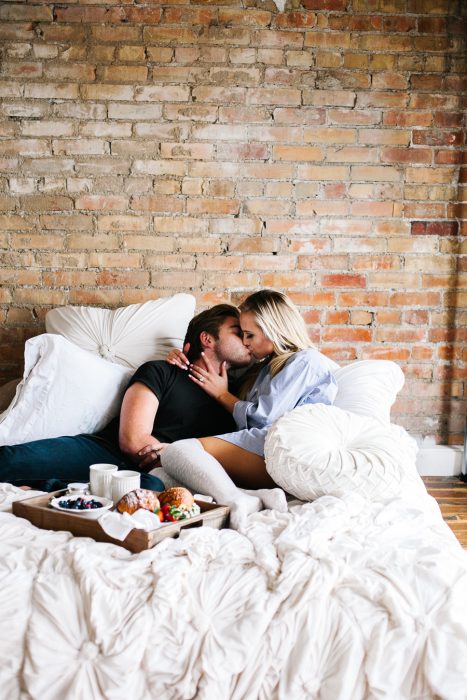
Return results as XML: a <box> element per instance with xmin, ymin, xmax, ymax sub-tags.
<box><xmin>1</xmin><ymin>295</ymin><xmax>466</xmax><ymax>699</ymax></box>
<box><xmin>1</xmin><ymin>482</ymin><xmax>466</xmax><ymax>699</ymax></box>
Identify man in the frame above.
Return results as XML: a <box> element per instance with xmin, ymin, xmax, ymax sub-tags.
<box><xmin>0</xmin><ymin>304</ymin><xmax>251</xmax><ymax>492</ymax></box>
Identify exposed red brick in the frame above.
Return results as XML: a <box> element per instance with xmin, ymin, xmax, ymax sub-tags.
<box><xmin>163</xmin><ymin>8</ymin><xmax>214</xmax><ymax>25</ymax></box>
<box><xmin>417</xmin><ymin>17</ymin><xmax>446</xmax><ymax>34</ymax></box>
<box><xmin>321</xmin><ymin>274</ymin><xmax>366</xmax><ymax>288</ymax></box>
<box><xmin>433</xmin><ymin>112</ymin><xmax>464</xmax><ymax>128</ymax></box>
<box><xmin>323</xmin><ymin>327</ymin><xmax>372</xmax><ymax>342</ymax></box>
<box><xmin>383</xmin><ymin>17</ymin><xmax>416</xmax><ymax>33</ymax></box>
<box><xmin>381</xmin><ymin>147</ymin><xmax>432</xmax><ymax>164</ymax></box>
<box><xmin>435</xmin><ymin>150</ymin><xmax>464</xmax><ymax>164</ymax></box>
<box><xmin>329</xmin><ymin>15</ymin><xmax>382</xmax><ymax>31</ymax></box>
<box><xmin>301</xmin><ymin>0</ymin><xmax>348</xmax><ymax>9</ymax></box>
<box><xmin>275</xmin><ymin>11</ymin><xmax>316</xmax><ymax>29</ymax></box>
<box><xmin>412</xmin><ymin>130</ymin><xmax>464</xmax><ymax>146</ymax></box>
<box><xmin>411</xmin><ymin>221</ymin><xmax>459</xmax><ymax>236</ymax></box>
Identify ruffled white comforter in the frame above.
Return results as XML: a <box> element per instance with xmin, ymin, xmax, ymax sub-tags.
<box><xmin>1</xmin><ymin>484</ymin><xmax>466</xmax><ymax>700</ymax></box>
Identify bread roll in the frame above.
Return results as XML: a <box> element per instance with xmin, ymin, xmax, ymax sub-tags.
<box><xmin>158</xmin><ymin>487</ymin><xmax>194</xmax><ymax>509</ymax></box>
<box><xmin>116</xmin><ymin>488</ymin><xmax>160</xmax><ymax>515</ymax></box>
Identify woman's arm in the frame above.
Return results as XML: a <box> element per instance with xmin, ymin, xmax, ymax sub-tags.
<box><xmin>233</xmin><ymin>351</ymin><xmax>337</xmax><ymax>430</ymax></box>
<box><xmin>119</xmin><ymin>382</ymin><xmax>164</xmax><ymax>468</ymax></box>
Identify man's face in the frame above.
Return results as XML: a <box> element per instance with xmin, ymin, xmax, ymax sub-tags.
<box><xmin>213</xmin><ymin>316</ymin><xmax>251</xmax><ymax>368</ymax></box>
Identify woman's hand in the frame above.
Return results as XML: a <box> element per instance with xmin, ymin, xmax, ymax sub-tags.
<box><xmin>136</xmin><ymin>441</ymin><xmax>168</xmax><ymax>470</ymax></box>
<box><xmin>166</xmin><ymin>343</ymin><xmax>190</xmax><ymax>370</ymax></box>
<box><xmin>189</xmin><ymin>352</ymin><xmax>229</xmax><ymax>400</ymax></box>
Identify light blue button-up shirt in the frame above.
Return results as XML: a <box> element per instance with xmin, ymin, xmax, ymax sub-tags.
<box><xmin>216</xmin><ymin>348</ymin><xmax>337</xmax><ymax>456</ymax></box>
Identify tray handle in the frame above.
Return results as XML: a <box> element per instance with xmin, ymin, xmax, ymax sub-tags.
<box><xmin>178</xmin><ymin>520</ymin><xmax>203</xmax><ymax>532</ymax></box>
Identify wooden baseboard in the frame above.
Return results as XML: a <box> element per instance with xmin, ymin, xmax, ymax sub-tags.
<box><xmin>417</xmin><ymin>445</ymin><xmax>464</xmax><ymax>476</ymax></box>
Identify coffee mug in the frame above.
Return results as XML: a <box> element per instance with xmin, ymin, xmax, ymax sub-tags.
<box><xmin>111</xmin><ymin>470</ymin><xmax>141</xmax><ymax>504</ymax></box>
<box><xmin>89</xmin><ymin>464</ymin><xmax>118</xmax><ymax>499</ymax></box>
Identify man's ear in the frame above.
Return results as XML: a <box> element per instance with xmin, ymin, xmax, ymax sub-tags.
<box><xmin>199</xmin><ymin>331</ymin><xmax>214</xmax><ymax>350</ymax></box>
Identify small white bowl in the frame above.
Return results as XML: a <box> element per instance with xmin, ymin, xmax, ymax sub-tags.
<box><xmin>67</xmin><ymin>482</ymin><xmax>90</xmax><ymax>495</ymax></box>
<box><xmin>50</xmin><ymin>494</ymin><xmax>113</xmax><ymax>519</ymax></box>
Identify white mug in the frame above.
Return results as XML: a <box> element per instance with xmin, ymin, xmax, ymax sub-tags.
<box><xmin>111</xmin><ymin>470</ymin><xmax>141</xmax><ymax>504</ymax></box>
<box><xmin>89</xmin><ymin>464</ymin><xmax>118</xmax><ymax>499</ymax></box>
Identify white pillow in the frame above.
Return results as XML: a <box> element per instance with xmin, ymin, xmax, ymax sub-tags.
<box><xmin>0</xmin><ymin>334</ymin><xmax>132</xmax><ymax>446</ymax></box>
<box><xmin>333</xmin><ymin>360</ymin><xmax>404</xmax><ymax>424</ymax></box>
<box><xmin>265</xmin><ymin>404</ymin><xmax>422</xmax><ymax>502</ymax></box>
<box><xmin>45</xmin><ymin>293</ymin><xmax>196</xmax><ymax>369</ymax></box>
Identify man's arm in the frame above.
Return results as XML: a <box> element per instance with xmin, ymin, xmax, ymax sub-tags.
<box><xmin>118</xmin><ymin>382</ymin><xmax>162</xmax><ymax>467</ymax></box>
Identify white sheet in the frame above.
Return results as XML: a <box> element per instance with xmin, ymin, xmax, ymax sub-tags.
<box><xmin>1</xmin><ymin>484</ymin><xmax>466</xmax><ymax>700</ymax></box>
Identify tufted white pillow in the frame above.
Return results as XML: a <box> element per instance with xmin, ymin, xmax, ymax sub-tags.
<box><xmin>333</xmin><ymin>360</ymin><xmax>404</xmax><ymax>425</ymax></box>
<box><xmin>45</xmin><ymin>293</ymin><xmax>196</xmax><ymax>369</ymax></box>
<box><xmin>264</xmin><ymin>404</ymin><xmax>422</xmax><ymax>502</ymax></box>
<box><xmin>0</xmin><ymin>334</ymin><xmax>132</xmax><ymax>446</ymax></box>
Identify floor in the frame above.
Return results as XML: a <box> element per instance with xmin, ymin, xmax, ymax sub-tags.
<box><xmin>422</xmin><ymin>476</ymin><xmax>467</xmax><ymax>548</ymax></box>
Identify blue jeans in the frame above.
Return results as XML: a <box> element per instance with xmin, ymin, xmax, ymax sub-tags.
<box><xmin>0</xmin><ymin>434</ymin><xmax>165</xmax><ymax>492</ymax></box>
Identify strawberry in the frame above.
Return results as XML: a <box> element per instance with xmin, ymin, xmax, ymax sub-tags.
<box><xmin>154</xmin><ymin>509</ymin><xmax>164</xmax><ymax>522</ymax></box>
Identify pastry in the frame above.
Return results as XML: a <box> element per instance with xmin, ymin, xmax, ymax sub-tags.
<box><xmin>116</xmin><ymin>488</ymin><xmax>160</xmax><ymax>515</ymax></box>
<box><xmin>158</xmin><ymin>487</ymin><xmax>200</xmax><ymax>521</ymax></box>
<box><xmin>158</xmin><ymin>486</ymin><xmax>195</xmax><ymax>509</ymax></box>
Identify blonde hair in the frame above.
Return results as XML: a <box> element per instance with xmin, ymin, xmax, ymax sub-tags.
<box><xmin>239</xmin><ymin>289</ymin><xmax>314</xmax><ymax>378</ymax></box>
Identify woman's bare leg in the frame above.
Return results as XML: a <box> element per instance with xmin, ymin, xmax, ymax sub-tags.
<box><xmin>199</xmin><ymin>437</ymin><xmax>287</xmax><ymax>512</ymax></box>
<box><xmin>198</xmin><ymin>437</ymin><xmax>275</xmax><ymax>489</ymax></box>
<box><xmin>161</xmin><ymin>438</ymin><xmax>287</xmax><ymax>529</ymax></box>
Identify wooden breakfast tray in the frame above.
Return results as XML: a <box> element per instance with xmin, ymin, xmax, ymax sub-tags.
<box><xmin>12</xmin><ymin>491</ymin><xmax>230</xmax><ymax>554</ymax></box>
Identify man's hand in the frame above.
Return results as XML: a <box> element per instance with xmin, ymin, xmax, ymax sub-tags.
<box><xmin>136</xmin><ymin>441</ymin><xmax>169</xmax><ymax>470</ymax></box>
<box><xmin>167</xmin><ymin>343</ymin><xmax>190</xmax><ymax>370</ymax></box>
<box><xmin>189</xmin><ymin>352</ymin><xmax>229</xmax><ymax>400</ymax></box>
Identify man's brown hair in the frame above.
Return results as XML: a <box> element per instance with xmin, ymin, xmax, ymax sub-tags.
<box><xmin>183</xmin><ymin>304</ymin><xmax>239</xmax><ymax>362</ymax></box>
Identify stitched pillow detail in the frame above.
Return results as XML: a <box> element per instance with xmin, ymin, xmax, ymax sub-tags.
<box><xmin>45</xmin><ymin>294</ymin><xmax>196</xmax><ymax>369</ymax></box>
<box><xmin>264</xmin><ymin>404</ymin><xmax>420</xmax><ymax>501</ymax></box>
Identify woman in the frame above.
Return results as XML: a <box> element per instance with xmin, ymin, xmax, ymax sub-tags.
<box><xmin>159</xmin><ymin>290</ymin><xmax>337</xmax><ymax>529</ymax></box>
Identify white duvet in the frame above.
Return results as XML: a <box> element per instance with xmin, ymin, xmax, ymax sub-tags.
<box><xmin>1</xmin><ymin>484</ymin><xmax>466</xmax><ymax>700</ymax></box>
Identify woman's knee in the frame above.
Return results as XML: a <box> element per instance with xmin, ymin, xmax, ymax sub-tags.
<box><xmin>161</xmin><ymin>438</ymin><xmax>202</xmax><ymax>463</ymax></box>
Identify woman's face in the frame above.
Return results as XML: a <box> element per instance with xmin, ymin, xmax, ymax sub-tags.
<box><xmin>240</xmin><ymin>311</ymin><xmax>274</xmax><ymax>360</ymax></box>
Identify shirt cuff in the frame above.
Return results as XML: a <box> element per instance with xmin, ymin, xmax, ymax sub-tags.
<box><xmin>233</xmin><ymin>400</ymin><xmax>251</xmax><ymax>429</ymax></box>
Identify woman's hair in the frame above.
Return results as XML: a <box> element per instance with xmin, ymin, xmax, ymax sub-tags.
<box><xmin>183</xmin><ymin>303</ymin><xmax>239</xmax><ymax>363</ymax></box>
<box><xmin>239</xmin><ymin>289</ymin><xmax>314</xmax><ymax>377</ymax></box>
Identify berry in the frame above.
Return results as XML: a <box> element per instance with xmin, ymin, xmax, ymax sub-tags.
<box><xmin>57</xmin><ymin>497</ymin><xmax>103</xmax><ymax>511</ymax></box>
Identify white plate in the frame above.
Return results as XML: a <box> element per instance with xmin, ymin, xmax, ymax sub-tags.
<box><xmin>50</xmin><ymin>494</ymin><xmax>113</xmax><ymax>519</ymax></box>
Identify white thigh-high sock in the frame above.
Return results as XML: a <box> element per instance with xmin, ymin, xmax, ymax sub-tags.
<box><xmin>241</xmin><ymin>488</ymin><xmax>288</xmax><ymax>513</ymax></box>
<box><xmin>160</xmin><ymin>439</ymin><xmax>262</xmax><ymax>530</ymax></box>
<box><xmin>148</xmin><ymin>466</ymin><xmax>183</xmax><ymax>490</ymax></box>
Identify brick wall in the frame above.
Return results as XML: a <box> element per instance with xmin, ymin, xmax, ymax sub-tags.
<box><xmin>0</xmin><ymin>0</ymin><xmax>465</xmax><ymax>443</ymax></box>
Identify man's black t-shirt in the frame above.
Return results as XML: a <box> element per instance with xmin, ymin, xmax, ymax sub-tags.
<box><xmin>97</xmin><ymin>361</ymin><xmax>237</xmax><ymax>447</ymax></box>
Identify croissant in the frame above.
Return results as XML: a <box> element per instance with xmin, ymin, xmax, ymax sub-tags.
<box><xmin>116</xmin><ymin>488</ymin><xmax>160</xmax><ymax>515</ymax></box>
